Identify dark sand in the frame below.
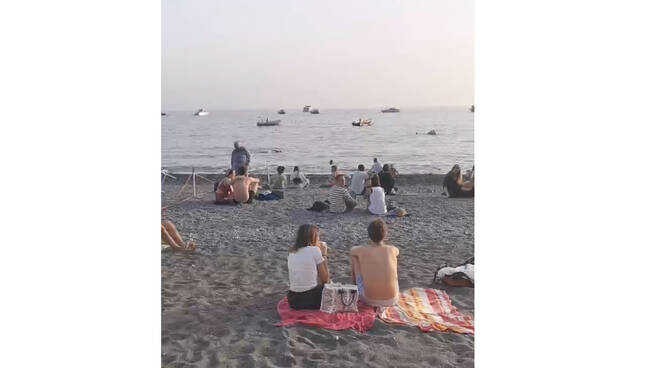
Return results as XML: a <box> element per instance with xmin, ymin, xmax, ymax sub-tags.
<box><xmin>162</xmin><ymin>174</ymin><xmax>474</xmax><ymax>368</ymax></box>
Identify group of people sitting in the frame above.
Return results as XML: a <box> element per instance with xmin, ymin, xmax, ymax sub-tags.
<box><xmin>214</xmin><ymin>166</ymin><xmax>261</xmax><ymax>204</ymax></box>
<box><xmin>287</xmin><ymin>219</ymin><xmax>399</xmax><ymax>309</ymax></box>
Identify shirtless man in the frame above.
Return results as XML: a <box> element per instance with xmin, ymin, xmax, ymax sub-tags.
<box><xmin>350</xmin><ymin>219</ymin><xmax>399</xmax><ymax>307</ymax></box>
<box><xmin>231</xmin><ymin>166</ymin><xmax>260</xmax><ymax>204</ymax></box>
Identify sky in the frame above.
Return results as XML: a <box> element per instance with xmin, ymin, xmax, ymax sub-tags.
<box><xmin>162</xmin><ymin>0</ymin><xmax>473</xmax><ymax>110</ymax></box>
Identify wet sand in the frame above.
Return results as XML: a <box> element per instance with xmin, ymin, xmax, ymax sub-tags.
<box><xmin>162</xmin><ymin>174</ymin><xmax>474</xmax><ymax>367</ymax></box>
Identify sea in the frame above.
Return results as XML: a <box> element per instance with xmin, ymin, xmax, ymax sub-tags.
<box><xmin>161</xmin><ymin>106</ymin><xmax>473</xmax><ymax>175</ymax></box>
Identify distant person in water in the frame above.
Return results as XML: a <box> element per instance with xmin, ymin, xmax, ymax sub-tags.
<box><xmin>232</xmin><ymin>166</ymin><xmax>260</xmax><ymax>203</ymax></box>
<box><xmin>378</xmin><ymin>164</ymin><xmax>397</xmax><ymax>195</ymax></box>
<box><xmin>287</xmin><ymin>224</ymin><xmax>330</xmax><ymax>310</ymax></box>
<box><xmin>214</xmin><ymin>169</ymin><xmax>235</xmax><ymax>204</ymax></box>
<box><xmin>370</xmin><ymin>158</ymin><xmax>383</xmax><ymax>175</ymax></box>
<box><xmin>443</xmin><ymin>164</ymin><xmax>474</xmax><ymax>198</ymax></box>
<box><xmin>350</xmin><ymin>219</ymin><xmax>399</xmax><ymax>307</ymax></box>
<box><xmin>161</xmin><ymin>208</ymin><xmax>196</xmax><ymax>252</ymax></box>
<box><xmin>349</xmin><ymin>164</ymin><xmax>369</xmax><ymax>197</ymax></box>
<box><xmin>328</xmin><ymin>173</ymin><xmax>357</xmax><ymax>213</ymax></box>
<box><xmin>231</xmin><ymin>141</ymin><xmax>251</xmax><ymax>172</ymax></box>
<box><xmin>270</xmin><ymin>165</ymin><xmax>287</xmax><ymax>198</ymax></box>
<box><xmin>290</xmin><ymin>166</ymin><xmax>309</xmax><ymax>187</ymax></box>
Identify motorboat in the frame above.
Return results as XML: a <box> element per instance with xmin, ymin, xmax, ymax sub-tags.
<box><xmin>257</xmin><ymin>117</ymin><xmax>281</xmax><ymax>126</ymax></box>
<box><xmin>310</xmin><ymin>108</ymin><xmax>319</xmax><ymax>114</ymax></box>
<box><xmin>381</xmin><ymin>107</ymin><xmax>400</xmax><ymax>113</ymax></box>
<box><xmin>351</xmin><ymin>118</ymin><xmax>373</xmax><ymax>126</ymax></box>
<box><xmin>194</xmin><ymin>108</ymin><xmax>209</xmax><ymax>116</ymax></box>
<box><xmin>277</xmin><ymin>109</ymin><xmax>286</xmax><ymax>114</ymax></box>
<box><xmin>302</xmin><ymin>105</ymin><xmax>311</xmax><ymax>112</ymax></box>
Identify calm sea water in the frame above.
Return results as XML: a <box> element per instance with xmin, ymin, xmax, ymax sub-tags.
<box><xmin>161</xmin><ymin>106</ymin><xmax>473</xmax><ymax>175</ymax></box>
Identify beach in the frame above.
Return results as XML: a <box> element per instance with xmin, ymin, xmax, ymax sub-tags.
<box><xmin>161</xmin><ymin>174</ymin><xmax>474</xmax><ymax>367</ymax></box>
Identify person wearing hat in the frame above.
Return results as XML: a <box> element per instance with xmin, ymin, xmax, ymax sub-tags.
<box><xmin>327</xmin><ymin>172</ymin><xmax>357</xmax><ymax>213</ymax></box>
<box><xmin>231</xmin><ymin>141</ymin><xmax>251</xmax><ymax>172</ymax></box>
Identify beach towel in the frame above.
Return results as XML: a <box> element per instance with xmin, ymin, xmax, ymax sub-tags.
<box><xmin>276</xmin><ymin>297</ymin><xmax>376</xmax><ymax>333</ymax></box>
<box><xmin>378</xmin><ymin>288</ymin><xmax>474</xmax><ymax>334</ymax></box>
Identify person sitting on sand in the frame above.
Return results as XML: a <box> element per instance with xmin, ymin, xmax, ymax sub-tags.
<box><xmin>321</xmin><ymin>165</ymin><xmax>338</xmax><ymax>188</ymax></box>
<box><xmin>231</xmin><ymin>141</ymin><xmax>251</xmax><ymax>172</ymax></box>
<box><xmin>367</xmin><ymin>176</ymin><xmax>388</xmax><ymax>215</ymax></box>
<box><xmin>232</xmin><ymin>166</ymin><xmax>260</xmax><ymax>204</ymax></box>
<box><xmin>214</xmin><ymin>169</ymin><xmax>235</xmax><ymax>204</ymax></box>
<box><xmin>390</xmin><ymin>164</ymin><xmax>400</xmax><ymax>177</ymax></box>
<box><xmin>287</xmin><ymin>224</ymin><xmax>330</xmax><ymax>310</ymax></box>
<box><xmin>443</xmin><ymin>164</ymin><xmax>474</xmax><ymax>198</ymax></box>
<box><xmin>270</xmin><ymin>165</ymin><xmax>287</xmax><ymax>198</ymax></box>
<box><xmin>370</xmin><ymin>157</ymin><xmax>383</xmax><ymax>175</ymax></box>
<box><xmin>328</xmin><ymin>173</ymin><xmax>357</xmax><ymax>213</ymax></box>
<box><xmin>349</xmin><ymin>164</ymin><xmax>369</xmax><ymax>197</ymax></box>
<box><xmin>378</xmin><ymin>164</ymin><xmax>397</xmax><ymax>195</ymax></box>
<box><xmin>161</xmin><ymin>208</ymin><xmax>196</xmax><ymax>252</ymax></box>
<box><xmin>290</xmin><ymin>166</ymin><xmax>309</xmax><ymax>187</ymax></box>
<box><xmin>350</xmin><ymin>219</ymin><xmax>399</xmax><ymax>307</ymax></box>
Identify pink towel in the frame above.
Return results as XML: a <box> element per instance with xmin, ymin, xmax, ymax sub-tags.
<box><xmin>275</xmin><ymin>297</ymin><xmax>377</xmax><ymax>333</ymax></box>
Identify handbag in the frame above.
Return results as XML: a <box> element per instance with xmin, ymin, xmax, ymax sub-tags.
<box><xmin>320</xmin><ymin>282</ymin><xmax>359</xmax><ymax>313</ymax></box>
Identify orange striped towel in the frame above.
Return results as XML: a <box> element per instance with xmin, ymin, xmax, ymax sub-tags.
<box><xmin>377</xmin><ymin>288</ymin><xmax>474</xmax><ymax>334</ymax></box>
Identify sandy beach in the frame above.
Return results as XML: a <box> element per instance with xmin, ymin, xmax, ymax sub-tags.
<box><xmin>161</xmin><ymin>174</ymin><xmax>474</xmax><ymax>367</ymax></box>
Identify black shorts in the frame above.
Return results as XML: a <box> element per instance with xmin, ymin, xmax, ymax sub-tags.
<box><xmin>288</xmin><ymin>284</ymin><xmax>324</xmax><ymax>310</ymax></box>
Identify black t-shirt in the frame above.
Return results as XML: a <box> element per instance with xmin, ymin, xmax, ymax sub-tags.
<box><xmin>379</xmin><ymin>172</ymin><xmax>395</xmax><ymax>194</ymax></box>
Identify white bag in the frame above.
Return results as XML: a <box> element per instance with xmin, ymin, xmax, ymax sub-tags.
<box><xmin>320</xmin><ymin>282</ymin><xmax>359</xmax><ymax>313</ymax></box>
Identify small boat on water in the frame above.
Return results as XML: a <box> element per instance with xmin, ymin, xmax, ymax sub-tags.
<box><xmin>310</xmin><ymin>108</ymin><xmax>319</xmax><ymax>114</ymax></box>
<box><xmin>470</xmin><ymin>105</ymin><xmax>475</xmax><ymax>113</ymax></box>
<box><xmin>257</xmin><ymin>117</ymin><xmax>281</xmax><ymax>127</ymax></box>
<box><xmin>161</xmin><ymin>112</ymin><xmax>167</xmax><ymax>116</ymax></box>
<box><xmin>351</xmin><ymin>118</ymin><xmax>373</xmax><ymax>127</ymax></box>
<box><xmin>302</xmin><ymin>105</ymin><xmax>311</xmax><ymax>112</ymax></box>
<box><xmin>194</xmin><ymin>108</ymin><xmax>209</xmax><ymax>116</ymax></box>
<box><xmin>277</xmin><ymin>109</ymin><xmax>286</xmax><ymax>114</ymax></box>
<box><xmin>381</xmin><ymin>107</ymin><xmax>400</xmax><ymax>113</ymax></box>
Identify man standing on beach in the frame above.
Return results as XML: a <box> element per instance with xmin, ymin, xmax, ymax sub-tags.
<box><xmin>231</xmin><ymin>141</ymin><xmax>251</xmax><ymax>172</ymax></box>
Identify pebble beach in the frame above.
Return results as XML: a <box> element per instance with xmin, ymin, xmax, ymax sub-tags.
<box><xmin>161</xmin><ymin>174</ymin><xmax>474</xmax><ymax>367</ymax></box>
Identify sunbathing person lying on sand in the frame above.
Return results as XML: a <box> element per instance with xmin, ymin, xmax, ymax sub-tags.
<box><xmin>214</xmin><ymin>169</ymin><xmax>235</xmax><ymax>204</ymax></box>
<box><xmin>161</xmin><ymin>208</ymin><xmax>196</xmax><ymax>252</ymax></box>
<box><xmin>443</xmin><ymin>164</ymin><xmax>474</xmax><ymax>198</ymax></box>
<box><xmin>232</xmin><ymin>166</ymin><xmax>260</xmax><ymax>204</ymax></box>
<box><xmin>287</xmin><ymin>224</ymin><xmax>330</xmax><ymax>310</ymax></box>
<box><xmin>328</xmin><ymin>173</ymin><xmax>357</xmax><ymax>213</ymax></box>
<box><xmin>350</xmin><ymin>219</ymin><xmax>399</xmax><ymax>307</ymax></box>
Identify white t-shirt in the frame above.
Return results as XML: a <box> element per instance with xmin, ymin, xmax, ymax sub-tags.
<box><xmin>370</xmin><ymin>162</ymin><xmax>383</xmax><ymax>174</ymax></box>
<box><xmin>368</xmin><ymin>186</ymin><xmax>387</xmax><ymax>215</ymax></box>
<box><xmin>287</xmin><ymin>246</ymin><xmax>324</xmax><ymax>292</ymax></box>
<box><xmin>349</xmin><ymin>171</ymin><xmax>368</xmax><ymax>194</ymax></box>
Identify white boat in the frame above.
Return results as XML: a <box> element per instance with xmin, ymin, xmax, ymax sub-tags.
<box><xmin>257</xmin><ymin>117</ymin><xmax>281</xmax><ymax>126</ymax></box>
<box><xmin>194</xmin><ymin>108</ymin><xmax>209</xmax><ymax>116</ymax></box>
<box><xmin>381</xmin><ymin>107</ymin><xmax>400</xmax><ymax>113</ymax></box>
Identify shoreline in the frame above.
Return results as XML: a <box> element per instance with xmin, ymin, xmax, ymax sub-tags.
<box><xmin>162</xmin><ymin>173</ymin><xmax>449</xmax><ymax>186</ymax></box>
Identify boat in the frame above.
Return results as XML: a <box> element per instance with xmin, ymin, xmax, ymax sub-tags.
<box><xmin>310</xmin><ymin>108</ymin><xmax>319</xmax><ymax>114</ymax></box>
<box><xmin>351</xmin><ymin>118</ymin><xmax>373</xmax><ymax>127</ymax></box>
<box><xmin>381</xmin><ymin>107</ymin><xmax>400</xmax><ymax>113</ymax></box>
<box><xmin>277</xmin><ymin>109</ymin><xmax>286</xmax><ymax>114</ymax></box>
<box><xmin>194</xmin><ymin>108</ymin><xmax>209</xmax><ymax>116</ymax></box>
<box><xmin>470</xmin><ymin>105</ymin><xmax>475</xmax><ymax>113</ymax></box>
<box><xmin>161</xmin><ymin>112</ymin><xmax>167</xmax><ymax>116</ymax></box>
<box><xmin>256</xmin><ymin>117</ymin><xmax>281</xmax><ymax>127</ymax></box>
<box><xmin>302</xmin><ymin>105</ymin><xmax>311</xmax><ymax>112</ymax></box>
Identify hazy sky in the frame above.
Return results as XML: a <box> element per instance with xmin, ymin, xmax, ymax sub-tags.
<box><xmin>162</xmin><ymin>0</ymin><xmax>473</xmax><ymax>110</ymax></box>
